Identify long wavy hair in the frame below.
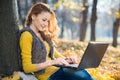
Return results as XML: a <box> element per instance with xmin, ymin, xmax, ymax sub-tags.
<box><xmin>25</xmin><ymin>3</ymin><xmax>59</xmax><ymax>43</ymax></box>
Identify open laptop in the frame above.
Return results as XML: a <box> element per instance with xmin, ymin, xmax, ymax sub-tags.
<box><xmin>54</xmin><ymin>42</ymin><xmax>109</xmax><ymax>70</ymax></box>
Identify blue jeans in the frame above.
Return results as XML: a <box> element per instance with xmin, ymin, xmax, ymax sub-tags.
<box><xmin>48</xmin><ymin>68</ymin><xmax>94</xmax><ymax>80</ymax></box>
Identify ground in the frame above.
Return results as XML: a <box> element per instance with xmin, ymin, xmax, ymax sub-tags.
<box><xmin>56</xmin><ymin>39</ymin><xmax>120</xmax><ymax>80</ymax></box>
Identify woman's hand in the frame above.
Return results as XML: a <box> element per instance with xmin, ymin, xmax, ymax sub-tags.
<box><xmin>37</xmin><ymin>58</ymin><xmax>69</xmax><ymax>71</ymax></box>
<box><xmin>52</xmin><ymin>58</ymin><xmax>69</xmax><ymax>66</ymax></box>
<box><xmin>66</xmin><ymin>56</ymin><xmax>78</xmax><ymax>64</ymax></box>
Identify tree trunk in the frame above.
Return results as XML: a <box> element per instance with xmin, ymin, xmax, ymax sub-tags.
<box><xmin>59</xmin><ymin>10</ymin><xmax>65</xmax><ymax>38</ymax></box>
<box><xmin>80</xmin><ymin>0</ymin><xmax>89</xmax><ymax>41</ymax></box>
<box><xmin>90</xmin><ymin>0</ymin><xmax>98</xmax><ymax>41</ymax></box>
<box><xmin>41</xmin><ymin>0</ymin><xmax>47</xmax><ymax>3</ymax></box>
<box><xmin>112</xmin><ymin>18</ymin><xmax>120</xmax><ymax>47</ymax></box>
<box><xmin>32</xmin><ymin>0</ymin><xmax>37</xmax><ymax>4</ymax></box>
<box><xmin>0</xmin><ymin>0</ymin><xmax>19</xmax><ymax>76</ymax></box>
<box><xmin>59</xmin><ymin>21</ymin><xmax>64</xmax><ymax>38</ymax></box>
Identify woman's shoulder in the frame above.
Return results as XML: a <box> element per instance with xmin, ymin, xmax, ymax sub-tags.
<box><xmin>20</xmin><ymin>31</ymin><xmax>33</xmax><ymax>43</ymax></box>
<box><xmin>21</xmin><ymin>31</ymin><xmax>32</xmax><ymax>35</ymax></box>
<box><xmin>20</xmin><ymin>27</ymin><xmax>36</xmax><ymax>38</ymax></box>
<box><xmin>20</xmin><ymin>31</ymin><xmax>32</xmax><ymax>39</ymax></box>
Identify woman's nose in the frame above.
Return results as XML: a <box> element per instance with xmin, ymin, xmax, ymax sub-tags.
<box><xmin>44</xmin><ymin>22</ymin><xmax>48</xmax><ymax>26</ymax></box>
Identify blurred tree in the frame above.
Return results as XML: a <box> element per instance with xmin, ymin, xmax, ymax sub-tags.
<box><xmin>112</xmin><ymin>8</ymin><xmax>120</xmax><ymax>47</ymax></box>
<box><xmin>80</xmin><ymin>0</ymin><xmax>89</xmax><ymax>41</ymax></box>
<box><xmin>32</xmin><ymin>0</ymin><xmax>37</xmax><ymax>4</ymax></box>
<box><xmin>59</xmin><ymin>8</ymin><xmax>65</xmax><ymax>38</ymax></box>
<box><xmin>41</xmin><ymin>0</ymin><xmax>47</xmax><ymax>3</ymax></box>
<box><xmin>17</xmin><ymin>0</ymin><xmax>32</xmax><ymax>25</ymax></box>
<box><xmin>0</xmin><ymin>0</ymin><xmax>19</xmax><ymax>76</ymax></box>
<box><xmin>90</xmin><ymin>0</ymin><xmax>98</xmax><ymax>41</ymax></box>
<box><xmin>54</xmin><ymin>0</ymin><xmax>80</xmax><ymax>39</ymax></box>
<box><xmin>32</xmin><ymin>0</ymin><xmax>48</xmax><ymax>4</ymax></box>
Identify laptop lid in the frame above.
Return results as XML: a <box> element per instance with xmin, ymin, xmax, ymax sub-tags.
<box><xmin>78</xmin><ymin>42</ymin><xmax>109</xmax><ymax>69</ymax></box>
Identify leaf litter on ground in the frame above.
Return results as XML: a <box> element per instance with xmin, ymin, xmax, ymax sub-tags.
<box><xmin>56</xmin><ymin>39</ymin><xmax>120</xmax><ymax>80</ymax></box>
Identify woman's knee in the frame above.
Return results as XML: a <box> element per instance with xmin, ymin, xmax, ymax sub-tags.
<box><xmin>63</xmin><ymin>68</ymin><xmax>94</xmax><ymax>80</ymax></box>
<box><xmin>77</xmin><ymin>69</ymin><xmax>94</xmax><ymax>80</ymax></box>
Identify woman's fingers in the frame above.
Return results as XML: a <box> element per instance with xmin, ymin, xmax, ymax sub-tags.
<box><xmin>53</xmin><ymin>58</ymin><xmax>69</xmax><ymax>66</ymax></box>
<box><xmin>69</xmin><ymin>56</ymin><xmax>78</xmax><ymax>64</ymax></box>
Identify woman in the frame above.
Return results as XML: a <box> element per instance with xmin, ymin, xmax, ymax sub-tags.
<box><xmin>19</xmin><ymin>2</ymin><xmax>94</xmax><ymax>80</ymax></box>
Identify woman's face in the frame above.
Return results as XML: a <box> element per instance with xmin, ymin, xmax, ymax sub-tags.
<box><xmin>32</xmin><ymin>11</ymin><xmax>51</xmax><ymax>32</ymax></box>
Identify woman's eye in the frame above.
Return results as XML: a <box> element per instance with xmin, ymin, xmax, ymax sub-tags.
<box><xmin>43</xmin><ymin>19</ymin><xmax>49</xmax><ymax>22</ymax></box>
<box><xmin>43</xmin><ymin>19</ymin><xmax>46</xmax><ymax>21</ymax></box>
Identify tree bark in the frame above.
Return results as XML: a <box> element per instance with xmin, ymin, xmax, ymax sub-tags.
<box><xmin>0</xmin><ymin>0</ymin><xmax>19</xmax><ymax>76</ymax></box>
<box><xmin>112</xmin><ymin>18</ymin><xmax>120</xmax><ymax>47</ymax></box>
<box><xmin>90</xmin><ymin>0</ymin><xmax>98</xmax><ymax>41</ymax></box>
<box><xmin>80</xmin><ymin>0</ymin><xmax>89</xmax><ymax>41</ymax></box>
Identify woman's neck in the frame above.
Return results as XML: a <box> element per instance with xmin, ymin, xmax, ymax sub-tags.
<box><xmin>30</xmin><ymin>24</ymin><xmax>44</xmax><ymax>41</ymax></box>
<box><xmin>30</xmin><ymin>24</ymin><xmax>39</xmax><ymax>34</ymax></box>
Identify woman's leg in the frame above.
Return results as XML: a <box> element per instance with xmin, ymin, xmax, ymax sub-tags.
<box><xmin>63</xmin><ymin>68</ymin><xmax>94</xmax><ymax>80</ymax></box>
<box><xmin>48</xmin><ymin>68</ymin><xmax>66</xmax><ymax>80</ymax></box>
<box><xmin>49</xmin><ymin>68</ymin><xmax>94</xmax><ymax>80</ymax></box>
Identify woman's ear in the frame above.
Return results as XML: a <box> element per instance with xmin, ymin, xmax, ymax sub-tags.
<box><xmin>31</xmin><ymin>14</ymin><xmax>36</xmax><ymax>20</ymax></box>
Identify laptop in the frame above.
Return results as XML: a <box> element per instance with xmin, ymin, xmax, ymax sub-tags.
<box><xmin>54</xmin><ymin>42</ymin><xmax>109</xmax><ymax>70</ymax></box>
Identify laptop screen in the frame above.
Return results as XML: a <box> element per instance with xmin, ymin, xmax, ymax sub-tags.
<box><xmin>78</xmin><ymin>42</ymin><xmax>109</xmax><ymax>69</ymax></box>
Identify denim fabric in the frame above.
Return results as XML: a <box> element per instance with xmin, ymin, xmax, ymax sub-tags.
<box><xmin>48</xmin><ymin>68</ymin><xmax>94</xmax><ymax>80</ymax></box>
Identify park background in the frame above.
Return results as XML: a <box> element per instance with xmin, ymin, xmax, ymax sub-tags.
<box><xmin>18</xmin><ymin>0</ymin><xmax>120</xmax><ymax>47</ymax></box>
<box><xmin>0</xmin><ymin>0</ymin><xmax>120</xmax><ymax>80</ymax></box>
